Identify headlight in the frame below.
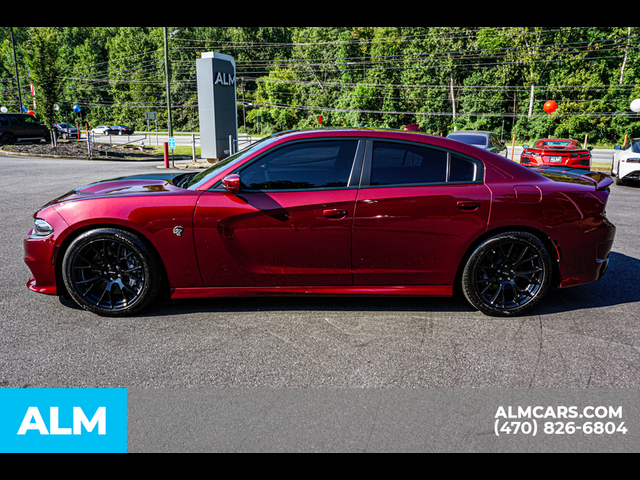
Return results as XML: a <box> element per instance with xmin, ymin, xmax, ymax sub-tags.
<box><xmin>33</xmin><ymin>218</ymin><xmax>54</xmax><ymax>237</ymax></box>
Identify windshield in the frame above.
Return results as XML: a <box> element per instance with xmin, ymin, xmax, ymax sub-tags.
<box><xmin>186</xmin><ymin>136</ymin><xmax>277</xmax><ymax>190</ymax></box>
<box><xmin>449</xmin><ymin>134</ymin><xmax>488</xmax><ymax>147</ymax></box>
<box><xmin>543</xmin><ymin>141</ymin><xmax>572</xmax><ymax>148</ymax></box>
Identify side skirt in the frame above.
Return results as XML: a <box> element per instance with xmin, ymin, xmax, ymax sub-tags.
<box><xmin>170</xmin><ymin>285</ymin><xmax>453</xmax><ymax>300</ymax></box>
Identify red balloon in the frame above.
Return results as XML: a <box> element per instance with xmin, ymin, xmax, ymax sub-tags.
<box><xmin>544</xmin><ymin>101</ymin><xmax>558</xmax><ymax>114</ymax></box>
<box><xmin>27</xmin><ymin>110</ymin><xmax>35</xmax><ymax>116</ymax></box>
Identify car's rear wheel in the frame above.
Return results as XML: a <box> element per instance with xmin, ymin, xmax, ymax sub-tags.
<box><xmin>462</xmin><ymin>232</ymin><xmax>553</xmax><ymax>317</ymax></box>
<box><xmin>62</xmin><ymin>229</ymin><xmax>161</xmax><ymax>317</ymax></box>
<box><xmin>1</xmin><ymin>134</ymin><xmax>15</xmax><ymax>146</ymax></box>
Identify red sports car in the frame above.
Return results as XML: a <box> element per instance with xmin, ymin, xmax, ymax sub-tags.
<box><xmin>24</xmin><ymin>129</ymin><xmax>616</xmax><ymax>318</ymax></box>
<box><xmin>521</xmin><ymin>139</ymin><xmax>593</xmax><ymax>170</ymax></box>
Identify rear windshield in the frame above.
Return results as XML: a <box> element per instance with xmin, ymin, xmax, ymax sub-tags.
<box><xmin>448</xmin><ymin>134</ymin><xmax>487</xmax><ymax>146</ymax></box>
<box><xmin>543</xmin><ymin>141</ymin><xmax>572</xmax><ymax>147</ymax></box>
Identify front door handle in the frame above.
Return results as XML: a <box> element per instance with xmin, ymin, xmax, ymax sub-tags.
<box><xmin>323</xmin><ymin>209</ymin><xmax>348</xmax><ymax>220</ymax></box>
<box><xmin>457</xmin><ymin>201</ymin><xmax>481</xmax><ymax>212</ymax></box>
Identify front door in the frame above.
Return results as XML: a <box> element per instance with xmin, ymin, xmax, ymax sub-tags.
<box><xmin>194</xmin><ymin>139</ymin><xmax>363</xmax><ymax>287</ymax></box>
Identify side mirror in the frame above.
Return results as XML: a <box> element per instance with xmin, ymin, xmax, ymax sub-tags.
<box><xmin>222</xmin><ymin>174</ymin><xmax>241</xmax><ymax>194</ymax></box>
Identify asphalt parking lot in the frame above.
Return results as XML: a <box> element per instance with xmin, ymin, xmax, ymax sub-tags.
<box><xmin>1</xmin><ymin>154</ymin><xmax>639</xmax><ymax>391</ymax></box>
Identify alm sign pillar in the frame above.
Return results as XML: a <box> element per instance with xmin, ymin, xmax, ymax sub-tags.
<box><xmin>196</xmin><ymin>52</ymin><xmax>239</xmax><ymax>162</ymax></box>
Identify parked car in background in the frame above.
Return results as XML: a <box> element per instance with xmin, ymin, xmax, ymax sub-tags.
<box><xmin>24</xmin><ymin>128</ymin><xmax>616</xmax><ymax>319</ymax></box>
<box><xmin>108</xmin><ymin>125</ymin><xmax>134</xmax><ymax>136</ymax></box>
<box><xmin>91</xmin><ymin>126</ymin><xmax>111</xmax><ymax>136</ymax></box>
<box><xmin>55</xmin><ymin>123</ymin><xmax>79</xmax><ymax>140</ymax></box>
<box><xmin>521</xmin><ymin>139</ymin><xmax>593</xmax><ymax>170</ymax></box>
<box><xmin>91</xmin><ymin>125</ymin><xmax>135</xmax><ymax>136</ymax></box>
<box><xmin>447</xmin><ymin>131</ymin><xmax>508</xmax><ymax>157</ymax></box>
<box><xmin>0</xmin><ymin>113</ymin><xmax>50</xmax><ymax>145</ymax></box>
<box><xmin>612</xmin><ymin>137</ymin><xmax>640</xmax><ymax>185</ymax></box>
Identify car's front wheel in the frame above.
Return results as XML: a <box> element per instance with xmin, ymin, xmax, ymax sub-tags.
<box><xmin>62</xmin><ymin>229</ymin><xmax>161</xmax><ymax>317</ymax></box>
<box><xmin>462</xmin><ymin>232</ymin><xmax>553</xmax><ymax>317</ymax></box>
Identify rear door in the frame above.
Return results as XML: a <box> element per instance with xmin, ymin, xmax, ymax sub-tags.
<box><xmin>23</xmin><ymin>115</ymin><xmax>46</xmax><ymax>141</ymax></box>
<box><xmin>352</xmin><ymin>139</ymin><xmax>491</xmax><ymax>288</ymax></box>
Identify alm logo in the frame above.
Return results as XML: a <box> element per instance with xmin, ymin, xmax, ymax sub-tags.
<box><xmin>0</xmin><ymin>389</ymin><xmax>127</xmax><ymax>453</ymax></box>
<box><xmin>18</xmin><ymin>406</ymin><xmax>107</xmax><ymax>436</ymax></box>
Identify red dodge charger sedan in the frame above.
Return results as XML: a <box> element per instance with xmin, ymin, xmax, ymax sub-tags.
<box><xmin>24</xmin><ymin>129</ymin><xmax>616</xmax><ymax>317</ymax></box>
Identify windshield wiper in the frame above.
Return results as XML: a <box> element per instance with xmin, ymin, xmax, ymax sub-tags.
<box><xmin>174</xmin><ymin>173</ymin><xmax>198</xmax><ymax>189</ymax></box>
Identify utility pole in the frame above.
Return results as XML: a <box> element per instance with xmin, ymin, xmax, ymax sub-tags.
<box><xmin>10</xmin><ymin>27</ymin><xmax>23</xmax><ymax>112</ymax></box>
<box><xmin>163</xmin><ymin>27</ymin><xmax>173</xmax><ymax>139</ymax></box>
<box><xmin>450</xmin><ymin>73</ymin><xmax>456</xmax><ymax>122</ymax></box>
<box><xmin>620</xmin><ymin>27</ymin><xmax>632</xmax><ymax>85</ymax></box>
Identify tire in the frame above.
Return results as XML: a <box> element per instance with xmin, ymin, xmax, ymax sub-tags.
<box><xmin>462</xmin><ymin>232</ymin><xmax>553</xmax><ymax>317</ymax></box>
<box><xmin>1</xmin><ymin>134</ymin><xmax>15</xmax><ymax>146</ymax></box>
<box><xmin>62</xmin><ymin>229</ymin><xmax>162</xmax><ymax>317</ymax></box>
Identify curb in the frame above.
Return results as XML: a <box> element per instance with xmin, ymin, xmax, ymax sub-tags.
<box><xmin>0</xmin><ymin>147</ymin><xmax>190</xmax><ymax>163</ymax></box>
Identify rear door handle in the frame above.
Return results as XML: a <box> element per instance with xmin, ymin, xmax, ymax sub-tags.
<box><xmin>457</xmin><ymin>201</ymin><xmax>481</xmax><ymax>212</ymax></box>
<box><xmin>323</xmin><ymin>209</ymin><xmax>348</xmax><ymax>220</ymax></box>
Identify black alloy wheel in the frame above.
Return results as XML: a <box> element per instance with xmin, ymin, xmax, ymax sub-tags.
<box><xmin>62</xmin><ymin>229</ymin><xmax>161</xmax><ymax>317</ymax></box>
<box><xmin>462</xmin><ymin>232</ymin><xmax>553</xmax><ymax>317</ymax></box>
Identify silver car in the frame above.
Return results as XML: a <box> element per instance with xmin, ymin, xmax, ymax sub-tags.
<box><xmin>447</xmin><ymin>130</ymin><xmax>508</xmax><ymax>158</ymax></box>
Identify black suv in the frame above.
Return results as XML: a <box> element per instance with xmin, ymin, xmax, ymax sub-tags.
<box><xmin>0</xmin><ymin>113</ymin><xmax>51</xmax><ymax>145</ymax></box>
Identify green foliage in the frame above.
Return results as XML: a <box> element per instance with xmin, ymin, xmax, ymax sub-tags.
<box><xmin>0</xmin><ymin>27</ymin><xmax>638</xmax><ymax>145</ymax></box>
<box><xmin>24</xmin><ymin>27</ymin><xmax>66</xmax><ymax>129</ymax></box>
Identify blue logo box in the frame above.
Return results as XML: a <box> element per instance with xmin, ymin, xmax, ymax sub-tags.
<box><xmin>0</xmin><ymin>389</ymin><xmax>127</xmax><ymax>453</ymax></box>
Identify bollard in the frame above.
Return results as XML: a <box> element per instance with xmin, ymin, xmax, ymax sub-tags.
<box><xmin>164</xmin><ymin>142</ymin><xmax>170</xmax><ymax>169</ymax></box>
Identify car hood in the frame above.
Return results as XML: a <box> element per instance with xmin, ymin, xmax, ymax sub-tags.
<box><xmin>42</xmin><ymin>173</ymin><xmax>187</xmax><ymax>207</ymax></box>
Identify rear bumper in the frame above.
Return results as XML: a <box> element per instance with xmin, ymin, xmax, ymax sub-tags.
<box><xmin>557</xmin><ymin>218</ymin><xmax>616</xmax><ymax>289</ymax></box>
<box><xmin>621</xmin><ymin>170</ymin><xmax>640</xmax><ymax>181</ymax></box>
<box><xmin>521</xmin><ymin>155</ymin><xmax>591</xmax><ymax>170</ymax></box>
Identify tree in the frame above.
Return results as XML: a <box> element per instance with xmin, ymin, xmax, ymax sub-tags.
<box><xmin>25</xmin><ymin>27</ymin><xmax>65</xmax><ymax>141</ymax></box>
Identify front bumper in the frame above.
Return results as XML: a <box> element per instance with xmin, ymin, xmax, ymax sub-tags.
<box><xmin>23</xmin><ymin>207</ymin><xmax>72</xmax><ymax>296</ymax></box>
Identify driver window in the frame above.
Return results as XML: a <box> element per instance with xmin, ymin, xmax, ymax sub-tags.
<box><xmin>239</xmin><ymin>140</ymin><xmax>359</xmax><ymax>191</ymax></box>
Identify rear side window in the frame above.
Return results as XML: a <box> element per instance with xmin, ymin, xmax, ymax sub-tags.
<box><xmin>371</xmin><ymin>142</ymin><xmax>448</xmax><ymax>186</ymax></box>
<box><xmin>450</xmin><ymin>155</ymin><xmax>477</xmax><ymax>183</ymax></box>
<box><xmin>369</xmin><ymin>141</ymin><xmax>482</xmax><ymax>186</ymax></box>
<box><xmin>0</xmin><ymin>116</ymin><xmax>8</xmax><ymax>127</ymax></box>
<box><xmin>239</xmin><ymin>140</ymin><xmax>359</xmax><ymax>191</ymax></box>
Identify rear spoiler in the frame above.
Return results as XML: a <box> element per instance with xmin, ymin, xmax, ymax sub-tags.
<box><xmin>528</xmin><ymin>166</ymin><xmax>614</xmax><ymax>191</ymax></box>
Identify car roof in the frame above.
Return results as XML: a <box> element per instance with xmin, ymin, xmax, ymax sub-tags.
<box><xmin>449</xmin><ymin>130</ymin><xmax>493</xmax><ymax>136</ymax></box>
<box><xmin>270</xmin><ymin>127</ymin><xmax>434</xmax><ymax>140</ymax></box>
